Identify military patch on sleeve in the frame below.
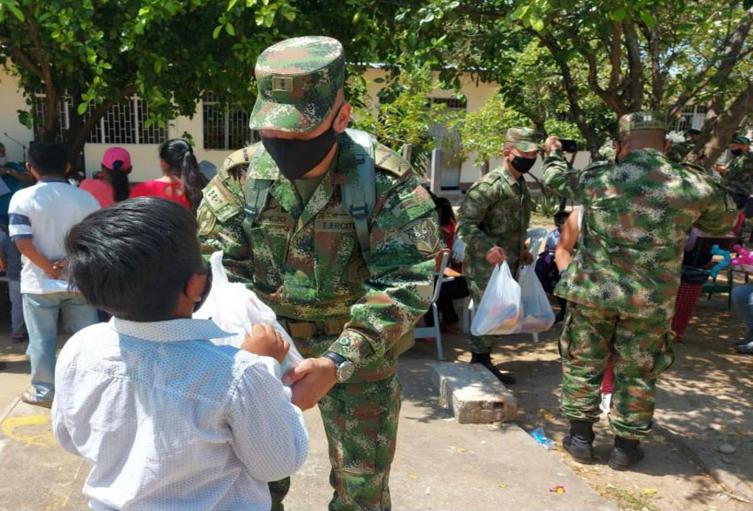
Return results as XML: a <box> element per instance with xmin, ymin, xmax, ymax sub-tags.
<box><xmin>375</xmin><ymin>143</ymin><xmax>412</xmax><ymax>177</ymax></box>
<box><xmin>406</xmin><ymin>217</ymin><xmax>441</xmax><ymax>255</ymax></box>
<box><xmin>203</xmin><ymin>180</ymin><xmax>242</xmax><ymax>223</ymax></box>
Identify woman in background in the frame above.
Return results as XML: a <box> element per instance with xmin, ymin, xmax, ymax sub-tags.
<box><xmin>130</xmin><ymin>139</ymin><xmax>207</xmax><ymax>214</ymax></box>
<box><xmin>80</xmin><ymin>147</ymin><xmax>132</xmax><ymax>208</ymax></box>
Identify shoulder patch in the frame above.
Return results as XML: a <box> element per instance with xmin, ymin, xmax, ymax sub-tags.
<box><xmin>202</xmin><ymin>176</ymin><xmax>243</xmax><ymax>223</ymax></box>
<box><xmin>220</xmin><ymin>144</ymin><xmax>260</xmax><ymax>176</ymax></box>
<box><xmin>375</xmin><ymin>143</ymin><xmax>412</xmax><ymax>177</ymax></box>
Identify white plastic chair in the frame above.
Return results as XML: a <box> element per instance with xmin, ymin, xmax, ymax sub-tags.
<box><xmin>414</xmin><ymin>250</ymin><xmax>451</xmax><ymax>360</ymax></box>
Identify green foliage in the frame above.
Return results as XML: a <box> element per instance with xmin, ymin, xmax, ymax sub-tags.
<box><xmin>0</xmin><ymin>0</ymin><xmax>408</xmax><ymax>160</ymax></box>
<box><xmin>450</xmin><ymin>94</ymin><xmax>529</xmax><ymax>166</ymax></box>
<box><xmin>351</xmin><ymin>65</ymin><xmax>459</xmax><ymax>172</ymax></box>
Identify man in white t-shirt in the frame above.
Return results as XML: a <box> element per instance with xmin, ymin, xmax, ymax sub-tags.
<box><xmin>8</xmin><ymin>142</ymin><xmax>100</xmax><ymax>407</ymax></box>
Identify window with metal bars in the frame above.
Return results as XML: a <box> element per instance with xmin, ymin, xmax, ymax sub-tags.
<box><xmin>202</xmin><ymin>93</ymin><xmax>257</xmax><ymax>150</ymax></box>
<box><xmin>32</xmin><ymin>94</ymin><xmax>167</xmax><ymax>144</ymax></box>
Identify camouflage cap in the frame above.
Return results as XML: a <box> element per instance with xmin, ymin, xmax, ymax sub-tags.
<box><xmin>506</xmin><ymin>127</ymin><xmax>540</xmax><ymax>152</ymax></box>
<box><xmin>731</xmin><ymin>135</ymin><xmax>751</xmax><ymax>145</ymax></box>
<box><xmin>618</xmin><ymin>111</ymin><xmax>667</xmax><ymax>135</ymax></box>
<box><xmin>249</xmin><ymin>36</ymin><xmax>345</xmax><ymax>133</ymax></box>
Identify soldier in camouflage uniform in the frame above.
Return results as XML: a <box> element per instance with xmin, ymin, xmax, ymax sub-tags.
<box><xmin>542</xmin><ymin>112</ymin><xmax>736</xmax><ymax>471</ymax></box>
<box><xmin>667</xmin><ymin>128</ymin><xmax>700</xmax><ymax>163</ymax></box>
<box><xmin>722</xmin><ymin>136</ymin><xmax>753</xmax><ymax>200</ymax></box>
<box><xmin>457</xmin><ymin>128</ymin><xmax>536</xmax><ymax>385</ymax></box>
<box><xmin>197</xmin><ymin>36</ymin><xmax>439</xmax><ymax>511</ymax></box>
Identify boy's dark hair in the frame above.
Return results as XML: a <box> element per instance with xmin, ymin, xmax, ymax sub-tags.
<box><xmin>65</xmin><ymin>197</ymin><xmax>205</xmax><ymax>321</ymax></box>
<box><xmin>28</xmin><ymin>142</ymin><xmax>68</xmax><ymax>176</ymax></box>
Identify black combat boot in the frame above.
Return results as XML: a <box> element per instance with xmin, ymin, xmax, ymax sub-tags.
<box><xmin>608</xmin><ymin>436</ymin><xmax>645</xmax><ymax>471</ymax></box>
<box><xmin>562</xmin><ymin>421</ymin><xmax>595</xmax><ymax>463</ymax></box>
<box><xmin>470</xmin><ymin>351</ymin><xmax>516</xmax><ymax>385</ymax></box>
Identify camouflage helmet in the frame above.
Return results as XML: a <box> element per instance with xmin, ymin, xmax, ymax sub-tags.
<box><xmin>618</xmin><ymin>111</ymin><xmax>668</xmax><ymax>135</ymax></box>
<box><xmin>506</xmin><ymin>127</ymin><xmax>540</xmax><ymax>152</ymax></box>
<box><xmin>249</xmin><ymin>36</ymin><xmax>345</xmax><ymax>133</ymax></box>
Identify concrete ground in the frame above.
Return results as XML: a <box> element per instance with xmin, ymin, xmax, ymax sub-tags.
<box><xmin>0</xmin><ymin>287</ymin><xmax>751</xmax><ymax>510</ymax></box>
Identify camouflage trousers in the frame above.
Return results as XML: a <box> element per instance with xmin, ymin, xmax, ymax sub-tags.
<box><xmin>559</xmin><ymin>303</ymin><xmax>675</xmax><ymax>439</ymax></box>
<box><xmin>270</xmin><ymin>374</ymin><xmax>401</xmax><ymax>511</ymax></box>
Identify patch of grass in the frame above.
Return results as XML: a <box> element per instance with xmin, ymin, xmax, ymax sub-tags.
<box><xmin>599</xmin><ymin>484</ymin><xmax>660</xmax><ymax>511</ymax></box>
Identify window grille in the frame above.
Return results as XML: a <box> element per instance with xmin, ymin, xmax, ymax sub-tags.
<box><xmin>203</xmin><ymin>92</ymin><xmax>257</xmax><ymax>150</ymax></box>
<box><xmin>32</xmin><ymin>94</ymin><xmax>167</xmax><ymax>145</ymax></box>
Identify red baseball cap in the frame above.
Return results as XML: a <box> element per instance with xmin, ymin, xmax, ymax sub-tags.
<box><xmin>101</xmin><ymin>147</ymin><xmax>132</xmax><ymax>172</ymax></box>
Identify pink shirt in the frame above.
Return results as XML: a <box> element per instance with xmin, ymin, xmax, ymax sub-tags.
<box><xmin>79</xmin><ymin>179</ymin><xmax>115</xmax><ymax>208</ymax></box>
<box><xmin>129</xmin><ymin>179</ymin><xmax>190</xmax><ymax>209</ymax></box>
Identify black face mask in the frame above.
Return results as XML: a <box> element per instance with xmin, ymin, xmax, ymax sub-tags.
<box><xmin>510</xmin><ymin>155</ymin><xmax>536</xmax><ymax>174</ymax></box>
<box><xmin>731</xmin><ymin>149</ymin><xmax>744</xmax><ymax>157</ymax></box>
<box><xmin>261</xmin><ymin>117</ymin><xmax>338</xmax><ymax>180</ymax></box>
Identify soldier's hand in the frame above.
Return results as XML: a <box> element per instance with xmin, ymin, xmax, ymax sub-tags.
<box><xmin>544</xmin><ymin>136</ymin><xmax>562</xmax><ymax>154</ymax></box>
<box><xmin>485</xmin><ymin>246</ymin><xmax>507</xmax><ymax>266</ymax></box>
<box><xmin>284</xmin><ymin>357</ymin><xmax>337</xmax><ymax>410</ymax></box>
<box><xmin>241</xmin><ymin>324</ymin><xmax>289</xmax><ymax>363</ymax></box>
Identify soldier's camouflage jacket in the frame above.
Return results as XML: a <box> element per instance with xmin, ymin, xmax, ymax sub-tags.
<box><xmin>197</xmin><ymin>132</ymin><xmax>440</xmax><ymax>370</ymax></box>
<box><xmin>457</xmin><ymin>166</ymin><xmax>532</xmax><ymax>284</ymax></box>
<box><xmin>543</xmin><ymin>149</ymin><xmax>736</xmax><ymax>318</ymax></box>
<box><xmin>722</xmin><ymin>151</ymin><xmax>753</xmax><ymax>199</ymax></box>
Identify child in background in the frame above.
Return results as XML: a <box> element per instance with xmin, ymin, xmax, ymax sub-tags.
<box><xmin>0</xmin><ymin>225</ymin><xmax>26</xmax><ymax>343</ymax></box>
<box><xmin>8</xmin><ymin>142</ymin><xmax>100</xmax><ymax>408</ymax></box>
<box><xmin>54</xmin><ymin>198</ymin><xmax>307</xmax><ymax>510</ymax></box>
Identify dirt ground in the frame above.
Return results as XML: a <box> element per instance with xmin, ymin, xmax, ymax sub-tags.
<box><xmin>429</xmin><ymin>285</ymin><xmax>753</xmax><ymax>511</ymax></box>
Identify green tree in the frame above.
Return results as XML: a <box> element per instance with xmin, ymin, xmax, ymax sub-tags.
<box><xmin>0</xmin><ymin>0</ymin><xmax>406</xmax><ymax>167</ymax></box>
<box><xmin>392</xmin><ymin>0</ymin><xmax>753</xmax><ymax>168</ymax></box>
<box><xmin>352</xmin><ymin>65</ymin><xmax>459</xmax><ymax>173</ymax></box>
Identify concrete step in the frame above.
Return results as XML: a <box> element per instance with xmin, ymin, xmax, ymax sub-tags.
<box><xmin>433</xmin><ymin>361</ymin><xmax>518</xmax><ymax>423</ymax></box>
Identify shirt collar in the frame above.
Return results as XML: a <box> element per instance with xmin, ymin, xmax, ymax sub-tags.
<box><xmin>110</xmin><ymin>317</ymin><xmax>234</xmax><ymax>342</ymax></box>
<box><xmin>39</xmin><ymin>177</ymin><xmax>69</xmax><ymax>184</ymax></box>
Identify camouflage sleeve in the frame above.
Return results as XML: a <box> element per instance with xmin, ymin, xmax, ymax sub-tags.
<box><xmin>196</xmin><ymin>172</ymin><xmax>253</xmax><ymax>283</ymax></box>
<box><xmin>456</xmin><ymin>178</ymin><xmax>500</xmax><ymax>257</ymax></box>
<box><xmin>694</xmin><ymin>179</ymin><xmax>739</xmax><ymax>236</ymax></box>
<box><xmin>327</xmin><ymin>175</ymin><xmax>440</xmax><ymax>366</ymax></box>
<box><xmin>542</xmin><ymin>150</ymin><xmax>583</xmax><ymax>200</ymax></box>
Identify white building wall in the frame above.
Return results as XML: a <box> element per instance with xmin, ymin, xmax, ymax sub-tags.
<box><xmin>0</xmin><ymin>67</ymin><xmax>510</xmax><ymax>186</ymax></box>
<box><xmin>0</xmin><ymin>72</ymin><xmax>232</xmax><ymax>183</ymax></box>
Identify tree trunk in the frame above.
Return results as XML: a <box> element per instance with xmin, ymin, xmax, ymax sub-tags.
<box><xmin>692</xmin><ymin>81</ymin><xmax>753</xmax><ymax>169</ymax></box>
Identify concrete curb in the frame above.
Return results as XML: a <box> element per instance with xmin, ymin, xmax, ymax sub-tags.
<box><xmin>656</xmin><ymin>424</ymin><xmax>753</xmax><ymax>505</ymax></box>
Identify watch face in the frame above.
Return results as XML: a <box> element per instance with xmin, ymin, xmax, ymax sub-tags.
<box><xmin>338</xmin><ymin>361</ymin><xmax>355</xmax><ymax>382</ymax></box>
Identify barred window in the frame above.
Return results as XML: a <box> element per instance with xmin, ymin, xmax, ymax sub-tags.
<box><xmin>32</xmin><ymin>94</ymin><xmax>167</xmax><ymax>145</ymax></box>
<box><xmin>203</xmin><ymin>92</ymin><xmax>257</xmax><ymax>150</ymax></box>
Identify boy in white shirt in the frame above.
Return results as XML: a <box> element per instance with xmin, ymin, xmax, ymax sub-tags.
<box><xmin>8</xmin><ymin>142</ymin><xmax>100</xmax><ymax>407</ymax></box>
<box><xmin>53</xmin><ymin>197</ymin><xmax>308</xmax><ymax>510</ymax></box>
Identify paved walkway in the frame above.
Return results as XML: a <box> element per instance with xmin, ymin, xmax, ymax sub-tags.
<box><xmin>0</xmin><ymin>353</ymin><xmax>614</xmax><ymax>511</ymax></box>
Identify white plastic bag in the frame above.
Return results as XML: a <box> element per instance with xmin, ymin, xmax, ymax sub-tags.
<box><xmin>470</xmin><ymin>262</ymin><xmax>522</xmax><ymax>336</ymax></box>
<box><xmin>515</xmin><ymin>265</ymin><xmax>555</xmax><ymax>333</ymax></box>
<box><xmin>195</xmin><ymin>252</ymin><xmax>303</xmax><ymax>378</ymax></box>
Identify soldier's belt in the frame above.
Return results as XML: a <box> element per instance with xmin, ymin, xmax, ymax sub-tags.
<box><xmin>279</xmin><ymin>318</ymin><xmax>350</xmax><ymax>338</ymax></box>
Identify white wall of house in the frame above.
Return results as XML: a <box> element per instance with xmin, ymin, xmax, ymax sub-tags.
<box><xmin>0</xmin><ymin>72</ymin><xmax>232</xmax><ymax>183</ymax></box>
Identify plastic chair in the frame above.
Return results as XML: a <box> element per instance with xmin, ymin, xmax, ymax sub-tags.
<box><xmin>414</xmin><ymin>250</ymin><xmax>452</xmax><ymax>360</ymax></box>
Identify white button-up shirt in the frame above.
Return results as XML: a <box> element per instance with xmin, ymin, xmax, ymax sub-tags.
<box><xmin>52</xmin><ymin>318</ymin><xmax>308</xmax><ymax>510</ymax></box>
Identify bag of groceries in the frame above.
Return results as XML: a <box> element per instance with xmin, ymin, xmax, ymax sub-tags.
<box><xmin>194</xmin><ymin>251</ymin><xmax>303</xmax><ymax>378</ymax></box>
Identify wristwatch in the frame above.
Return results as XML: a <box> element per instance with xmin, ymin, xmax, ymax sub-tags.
<box><xmin>322</xmin><ymin>351</ymin><xmax>355</xmax><ymax>383</ymax></box>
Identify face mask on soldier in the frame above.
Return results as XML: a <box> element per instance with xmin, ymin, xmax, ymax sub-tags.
<box><xmin>731</xmin><ymin>149</ymin><xmax>744</xmax><ymax>157</ymax></box>
<box><xmin>261</xmin><ymin>109</ymin><xmax>340</xmax><ymax>180</ymax></box>
<box><xmin>510</xmin><ymin>155</ymin><xmax>536</xmax><ymax>174</ymax></box>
